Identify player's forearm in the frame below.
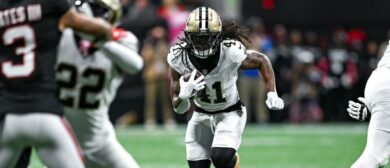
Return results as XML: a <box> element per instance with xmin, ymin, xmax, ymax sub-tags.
<box><xmin>241</xmin><ymin>51</ymin><xmax>277</xmax><ymax>92</ymax></box>
<box><xmin>100</xmin><ymin>41</ymin><xmax>144</xmax><ymax>74</ymax></box>
<box><xmin>59</xmin><ymin>9</ymin><xmax>112</xmax><ymax>40</ymax></box>
<box><xmin>170</xmin><ymin>68</ymin><xmax>189</xmax><ymax>114</ymax></box>
<box><xmin>172</xmin><ymin>97</ymin><xmax>190</xmax><ymax>114</ymax></box>
<box><xmin>259</xmin><ymin>56</ymin><xmax>276</xmax><ymax>92</ymax></box>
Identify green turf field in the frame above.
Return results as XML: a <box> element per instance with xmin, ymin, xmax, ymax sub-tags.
<box><xmin>29</xmin><ymin>124</ymin><xmax>378</xmax><ymax>168</ymax></box>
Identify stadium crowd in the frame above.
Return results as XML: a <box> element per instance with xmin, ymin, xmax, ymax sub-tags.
<box><xmin>111</xmin><ymin>0</ymin><xmax>389</xmax><ymax>126</ymax></box>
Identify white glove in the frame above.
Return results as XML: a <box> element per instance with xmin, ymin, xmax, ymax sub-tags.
<box><xmin>265</xmin><ymin>92</ymin><xmax>284</xmax><ymax>110</ymax></box>
<box><xmin>178</xmin><ymin>70</ymin><xmax>206</xmax><ymax>100</ymax></box>
<box><xmin>347</xmin><ymin>97</ymin><xmax>369</xmax><ymax>121</ymax></box>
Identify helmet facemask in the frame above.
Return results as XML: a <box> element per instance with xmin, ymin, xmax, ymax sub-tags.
<box><xmin>185</xmin><ymin>31</ymin><xmax>221</xmax><ymax>59</ymax></box>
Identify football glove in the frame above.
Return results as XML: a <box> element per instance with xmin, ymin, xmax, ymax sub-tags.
<box><xmin>265</xmin><ymin>92</ymin><xmax>284</xmax><ymax>110</ymax></box>
<box><xmin>178</xmin><ymin>70</ymin><xmax>206</xmax><ymax>100</ymax></box>
<box><xmin>347</xmin><ymin>97</ymin><xmax>370</xmax><ymax>121</ymax></box>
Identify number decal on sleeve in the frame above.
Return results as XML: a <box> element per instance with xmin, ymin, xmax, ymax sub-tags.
<box><xmin>199</xmin><ymin>81</ymin><xmax>226</xmax><ymax>104</ymax></box>
<box><xmin>57</xmin><ymin>63</ymin><xmax>106</xmax><ymax>110</ymax></box>
<box><xmin>2</xmin><ymin>25</ymin><xmax>36</xmax><ymax>78</ymax></box>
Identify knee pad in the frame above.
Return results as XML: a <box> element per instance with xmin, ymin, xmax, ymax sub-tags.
<box><xmin>188</xmin><ymin>160</ymin><xmax>211</xmax><ymax>168</ymax></box>
<box><xmin>211</xmin><ymin>147</ymin><xmax>237</xmax><ymax>168</ymax></box>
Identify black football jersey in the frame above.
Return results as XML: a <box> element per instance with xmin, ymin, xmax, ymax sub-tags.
<box><xmin>0</xmin><ymin>0</ymin><xmax>70</xmax><ymax>115</ymax></box>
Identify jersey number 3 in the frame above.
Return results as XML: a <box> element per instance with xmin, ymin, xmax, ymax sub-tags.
<box><xmin>57</xmin><ymin>63</ymin><xmax>106</xmax><ymax>110</ymax></box>
<box><xmin>1</xmin><ymin>25</ymin><xmax>36</xmax><ymax>78</ymax></box>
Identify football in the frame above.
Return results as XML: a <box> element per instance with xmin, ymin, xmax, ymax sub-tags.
<box><xmin>182</xmin><ymin>70</ymin><xmax>204</xmax><ymax>82</ymax></box>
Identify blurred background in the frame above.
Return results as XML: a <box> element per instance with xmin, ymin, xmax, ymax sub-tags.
<box><xmin>30</xmin><ymin>0</ymin><xmax>387</xmax><ymax>167</ymax></box>
<box><xmin>110</xmin><ymin>0</ymin><xmax>390</xmax><ymax>127</ymax></box>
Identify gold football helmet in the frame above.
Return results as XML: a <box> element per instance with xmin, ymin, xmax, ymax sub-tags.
<box><xmin>74</xmin><ymin>0</ymin><xmax>122</xmax><ymax>26</ymax></box>
<box><xmin>185</xmin><ymin>6</ymin><xmax>222</xmax><ymax>59</ymax></box>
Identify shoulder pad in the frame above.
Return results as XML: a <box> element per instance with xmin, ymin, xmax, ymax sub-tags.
<box><xmin>221</xmin><ymin>39</ymin><xmax>247</xmax><ymax>63</ymax></box>
<box><xmin>167</xmin><ymin>41</ymin><xmax>190</xmax><ymax>75</ymax></box>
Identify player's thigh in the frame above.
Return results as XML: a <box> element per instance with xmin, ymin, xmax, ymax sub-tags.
<box><xmin>14</xmin><ymin>147</ymin><xmax>32</xmax><ymax>168</ymax></box>
<box><xmin>212</xmin><ymin>108</ymin><xmax>247</xmax><ymax>150</ymax></box>
<box><xmin>359</xmin><ymin>106</ymin><xmax>390</xmax><ymax>167</ymax></box>
<box><xmin>0</xmin><ymin>114</ymin><xmax>28</xmax><ymax>168</ymax></box>
<box><xmin>0</xmin><ymin>146</ymin><xmax>23</xmax><ymax>168</ymax></box>
<box><xmin>352</xmin><ymin>102</ymin><xmax>390</xmax><ymax>168</ymax></box>
<box><xmin>185</xmin><ymin>113</ymin><xmax>214</xmax><ymax>161</ymax></box>
<box><xmin>87</xmin><ymin>138</ymin><xmax>140</xmax><ymax>168</ymax></box>
<box><xmin>365</xmin><ymin>68</ymin><xmax>390</xmax><ymax>110</ymax></box>
<box><xmin>35</xmin><ymin>115</ymin><xmax>84</xmax><ymax>168</ymax></box>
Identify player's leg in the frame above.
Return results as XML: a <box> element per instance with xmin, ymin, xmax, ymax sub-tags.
<box><xmin>85</xmin><ymin>135</ymin><xmax>140</xmax><ymax>168</ymax></box>
<box><xmin>351</xmin><ymin>102</ymin><xmax>390</xmax><ymax>168</ymax></box>
<box><xmin>0</xmin><ymin>114</ymin><xmax>29</xmax><ymax>168</ymax></box>
<box><xmin>0</xmin><ymin>146</ymin><xmax>23</xmax><ymax>168</ymax></box>
<box><xmin>186</xmin><ymin>112</ymin><xmax>214</xmax><ymax>168</ymax></box>
<box><xmin>35</xmin><ymin>115</ymin><xmax>85</xmax><ymax>168</ymax></box>
<box><xmin>14</xmin><ymin>147</ymin><xmax>32</xmax><ymax>168</ymax></box>
<box><xmin>235</xmin><ymin>153</ymin><xmax>240</xmax><ymax>168</ymax></box>
<box><xmin>351</xmin><ymin>67</ymin><xmax>390</xmax><ymax>168</ymax></box>
<box><xmin>211</xmin><ymin>147</ymin><xmax>238</xmax><ymax>168</ymax></box>
<box><xmin>211</xmin><ymin>107</ymin><xmax>247</xmax><ymax>168</ymax></box>
<box><xmin>188</xmin><ymin>160</ymin><xmax>211</xmax><ymax>168</ymax></box>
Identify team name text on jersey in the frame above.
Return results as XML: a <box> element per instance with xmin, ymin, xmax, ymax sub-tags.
<box><xmin>0</xmin><ymin>4</ymin><xmax>42</xmax><ymax>28</ymax></box>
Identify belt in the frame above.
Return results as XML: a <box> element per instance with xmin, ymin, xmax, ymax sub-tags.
<box><xmin>195</xmin><ymin>101</ymin><xmax>243</xmax><ymax>114</ymax></box>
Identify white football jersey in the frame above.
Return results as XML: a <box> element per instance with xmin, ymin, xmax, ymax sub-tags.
<box><xmin>168</xmin><ymin>39</ymin><xmax>247</xmax><ymax>112</ymax></box>
<box><xmin>56</xmin><ymin>29</ymin><xmax>138</xmax><ymax>151</ymax></box>
<box><xmin>378</xmin><ymin>41</ymin><xmax>390</xmax><ymax>68</ymax></box>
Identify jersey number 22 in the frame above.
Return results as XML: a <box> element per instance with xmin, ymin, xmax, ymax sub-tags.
<box><xmin>57</xmin><ymin>63</ymin><xmax>106</xmax><ymax>110</ymax></box>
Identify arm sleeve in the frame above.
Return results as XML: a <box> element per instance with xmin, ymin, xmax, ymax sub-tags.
<box><xmin>100</xmin><ymin>31</ymin><xmax>144</xmax><ymax>74</ymax></box>
<box><xmin>100</xmin><ymin>41</ymin><xmax>144</xmax><ymax>74</ymax></box>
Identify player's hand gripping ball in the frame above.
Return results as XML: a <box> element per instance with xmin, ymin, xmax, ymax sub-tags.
<box><xmin>179</xmin><ymin>70</ymin><xmax>206</xmax><ymax>100</ymax></box>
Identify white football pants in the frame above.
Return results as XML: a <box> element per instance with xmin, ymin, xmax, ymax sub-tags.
<box><xmin>352</xmin><ymin>67</ymin><xmax>390</xmax><ymax>168</ymax></box>
<box><xmin>0</xmin><ymin>113</ymin><xmax>84</xmax><ymax>168</ymax></box>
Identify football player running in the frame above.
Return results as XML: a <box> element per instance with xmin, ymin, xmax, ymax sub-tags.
<box><xmin>168</xmin><ymin>7</ymin><xmax>284</xmax><ymax>168</ymax></box>
<box><xmin>347</xmin><ymin>41</ymin><xmax>390</xmax><ymax>168</ymax></box>
<box><xmin>0</xmin><ymin>0</ymin><xmax>113</xmax><ymax>167</ymax></box>
<box><xmin>55</xmin><ymin>0</ymin><xmax>143</xmax><ymax>168</ymax></box>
